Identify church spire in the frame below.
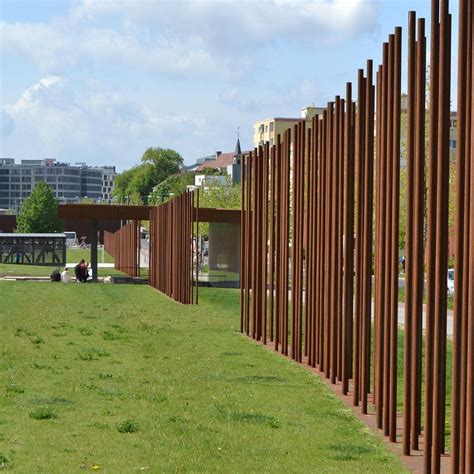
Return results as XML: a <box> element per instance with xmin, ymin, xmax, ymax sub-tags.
<box><xmin>235</xmin><ymin>126</ymin><xmax>242</xmax><ymax>155</ymax></box>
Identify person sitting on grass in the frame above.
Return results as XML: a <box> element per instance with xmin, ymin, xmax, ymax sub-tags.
<box><xmin>50</xmin><ymin>268</ymin><xmax>61</xmax><ymax>282</ymax></box>
<box><xmin>61</xmin><ymin>267</ymin><xmax>70</xmax><ymax>283</ymax></box>
<box><xmin>74</xmin><ymin>259</ymin><xmax>87</xmax><ymax>283</ymax></box>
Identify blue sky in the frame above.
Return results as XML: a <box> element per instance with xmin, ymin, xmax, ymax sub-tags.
<box><xmin>0</xmin><ymin>0</ymin><xmax>459</xmax><ymax>171</ymax></box>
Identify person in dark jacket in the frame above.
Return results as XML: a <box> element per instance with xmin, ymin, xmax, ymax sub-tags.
<box><xmin>74</xmin><ymin>259</ymin><xmax>87</xmax><ymax>283</ymax></box>
<box><xmin>50</xmin><ymin>268</ymin><xmax>61</xmax><ymax>282</ymax></box>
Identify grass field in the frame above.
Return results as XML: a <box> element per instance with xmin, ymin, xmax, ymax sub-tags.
<box><xmin>0</xmin><ymin>283</ymin><xmax>405</xmax><ymax>472</ymax></box>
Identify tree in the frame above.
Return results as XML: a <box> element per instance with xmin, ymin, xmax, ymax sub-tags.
<box><xmin>141</xmin><ymin>147</ymin><xmax>183</xmax><ymax>183</ymax></box>
<box><xmin>127</xmin><ymin>163</ymin><xmax>156</xmax><ymax>200</ymax></box>
<box><xmin>16</xmin><ymin>182</ymin><xmax>63</xmax><ymax>233</ymax></box>
<box><xmin>150</xmin><ymin>172</ymin><xmax>196</xmax><ymax>204</ymax></box>
<box><xmin>200</xmin><ymin>177</ymin><xmax>241</xmax><ymax>210</ymax></box>
<box><xmin>113</xmin><ymin>167</ymin><xmax>136</xmax><ymax>202</ymax></box>
<box><xmin>113</xmin><ymin>147</ymin><xmax>184</xmax><ymax>203</ymax></box>
<box><xmin>198</xmin><ymin>178</ymin><xmax>242</xmax><ymax>236</ymax></box>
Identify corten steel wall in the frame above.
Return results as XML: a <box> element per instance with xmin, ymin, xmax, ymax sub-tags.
<box><xmin>240</xmin><ymin>0</ymin><xmax>473</xmax><ymax>472</ymax></box>
<box><xmin>104</xmin><ymin>221</ymin><xmax>140</xmax><ymax>277</ymax></box>
<box><xmin>149</xmin><ymin>191</ymin><xmax>195</xmax><ymax>305</ymax></box>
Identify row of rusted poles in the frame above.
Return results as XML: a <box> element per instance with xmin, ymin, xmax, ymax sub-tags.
<box><xmin>451</xmin><ymin>0</ymin><xmax>474</xmax><ymax>472</ymax></box>
<box><xmin>149</xmin><ymin>191</ymin><xmax>194</xmax><ymax>304</ymax></box>
<box><xmin>404</xmin><ymin>11</ymin><xmax>426</xmax><ymax>455</ymax></box>
<box><xmin>103</xmin><ymin>221</ymin><xmax>140</xmax><ymax>276</ymax></box>
<box><xmin>239</xmin><ymin>0</ymin><xmax>473</xmax><ymax>470</ymax></box>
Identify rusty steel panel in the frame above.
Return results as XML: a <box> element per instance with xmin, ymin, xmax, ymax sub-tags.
<box><xmin>148</xmin><ymin>191</ymin><xmax>195</xmax><ymax>304</ymax></box>
<box><xmin>104</xmin><ymin>221</ymin><xmax>140</xmax><ymax>277</ymax></box>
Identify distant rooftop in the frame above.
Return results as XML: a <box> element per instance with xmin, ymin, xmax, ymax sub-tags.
<box><xmin>0</xmin><ymin>158</ymin><xmax>115</xmax><ymax>170</ymax></box>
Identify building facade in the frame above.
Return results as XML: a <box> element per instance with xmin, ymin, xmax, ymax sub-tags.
<box><xmin>193</xmin><ymin>138</ymin><xmax>244</xmax><ymax>184</ymax></box>
<box><xmin>253</xmin><ymin>106</ymin><xmax>325</xmax><ymax>148</ymax></box>
<box><xmin>0</xmin><ymin>158</ymin><xmax>116</xmax><ymax>212</ymax></box>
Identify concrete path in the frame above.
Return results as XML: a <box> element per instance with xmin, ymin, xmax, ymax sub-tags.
<box><xmin>140</xmin><ymin>238</ymin><xmax>149</xmax><ymax>267</ymax></box>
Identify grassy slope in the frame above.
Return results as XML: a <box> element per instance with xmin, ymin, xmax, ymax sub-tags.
<box><xmin>0</xmin><ymin>283</ymin><xmax>404</xmax><ymax>473</ymax></box>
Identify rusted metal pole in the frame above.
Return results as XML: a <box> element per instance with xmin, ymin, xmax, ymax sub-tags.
<box><xmin>389</xmin><ymin>26</ymin><xmax>401</xmax><ymax>443</ymax></box>
<box><xmin>452</xmin><ymin>0</ymin><xmax>466</xmax><ymax>468</ymax></box>
<box><xmin>404</xmin><ymin>11</ymin><xmax>416</xmax><ymax>455</ymax></box>
<box><xmin>375</xmin><ymin>43</ymin><xmax>388</xmax><ymax>431</ymax></box>
<box><xmin>354</xmin><ymin>70</ymin><xmax>365</xmax><ymax>406</ymax></box>
<box><xmin>342</xmin><ymin>82</ymin><xmax>354</xmax><ymax>396</ymax></box>
<box><xmin>362</xmin><ymin>59</ymin><xmax>374</xmax><ymax>415</ymax></box>
<box><xmin>424</xmin><ymin>1</ymin><xmax>439</xmax><ymax>469</ymax></box>
<box><xmin>412</xmin><ymin>16</ymin><xmax>426</xmax><ymax>452</ymax></box>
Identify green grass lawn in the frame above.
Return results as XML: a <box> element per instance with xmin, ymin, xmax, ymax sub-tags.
<box><xmin>67</xmin><ymin>248</ymin><xmax>115</xmax><ymax>264</ymax></box>
<box><xmin>0</xmin><ymin>283</ymin><xmax>405</xmax><ymax>472</ymax></box>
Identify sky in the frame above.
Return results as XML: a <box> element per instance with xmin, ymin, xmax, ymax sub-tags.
<box><xmin>0</xmin><ymin>0</ymin><xmax>459</xmax><ymax>171</ymax></box>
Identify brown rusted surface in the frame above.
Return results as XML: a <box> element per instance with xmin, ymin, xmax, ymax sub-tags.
<box><xmin>59</xmin><ymin>203</ymin><xmax>153</xmax><ymax>221</ymax></box>
<box><xmin>104</xmin><ymin>221</ymin><xmax>140</xmax><ymax>277</ymax></box>
<box><xmin>149</xmin><ymin>191</ymin><xmax>194</xmax><ymax>304</ymax></box>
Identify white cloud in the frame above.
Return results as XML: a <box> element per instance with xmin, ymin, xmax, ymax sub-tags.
<box><xmin>1</xmin><ymin>76</ymin><xmax>210</xmax><ymax>169</ymax></box>
<box><xmin>1</xmin><ymin>1</ymin><xmax>378</xmax><ymax>77</ymax></box>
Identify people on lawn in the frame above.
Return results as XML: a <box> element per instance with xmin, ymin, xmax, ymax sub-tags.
<box><xmin>74</xmin><ymin>259</ymin><xmax>89</xmax><ymax>283</ymax></box>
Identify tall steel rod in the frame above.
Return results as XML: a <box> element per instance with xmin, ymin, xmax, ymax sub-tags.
<box><xmin>342</xmin><ymin>82</ymin><xmax>354</xmax><ymax>395</ymax></box>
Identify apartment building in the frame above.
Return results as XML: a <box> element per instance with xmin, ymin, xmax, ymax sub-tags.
<box><xmin>253</xmin><ymin>106</ymin><xmax>325</xmax><ymax>148</ymax></box>
<box><xmin>0</xmin><ymin>158</ymin><xmax>116</xmax><ymax>211</ymax></box>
